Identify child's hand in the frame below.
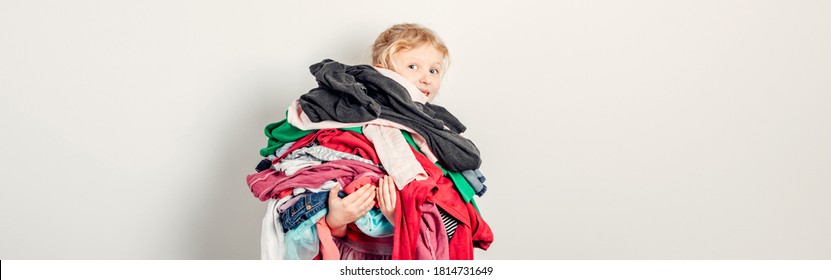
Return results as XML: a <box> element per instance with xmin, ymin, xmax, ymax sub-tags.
<box><xmin>376</xmin><ymin>175</ymin><xmax>397</xmax><ymax>224</ymax></box>
<box><xmin>326</xmin><ymin>183</ymin><xmax>376</xmax><ymax>237</ymax></box>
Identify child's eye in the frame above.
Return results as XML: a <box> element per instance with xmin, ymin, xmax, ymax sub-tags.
<box><xmin>408</xmin><ymin>64</ymin><xmax>418</xmax><ymax>70</ymax></box>
<box><xmin>430</xmin><ymin>69</ymin><xmax>440</xmax><ymax>75</ymax></box>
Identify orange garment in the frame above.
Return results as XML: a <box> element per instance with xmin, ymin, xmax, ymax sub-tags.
<box><xmin>315</xmin><ymin>216</ymin><xmax>340</xmax><ymax>260</ymax></box>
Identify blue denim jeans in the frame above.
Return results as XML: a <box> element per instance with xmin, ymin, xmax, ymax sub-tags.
<box><xmin>461</xmin><ymin>169</ymin><xmax>487</xmax><ymax>197</ymax></box>
<box><xmin>279</xmin><ymin>191</ymin><xmax>346</xmax><ymax>232</ymax></box>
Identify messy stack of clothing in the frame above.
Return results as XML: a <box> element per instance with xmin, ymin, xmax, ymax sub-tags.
<box><xmin>246</xmin><ymin>59</ymin><xmax>493</xmax><ymax>260</ymax></box>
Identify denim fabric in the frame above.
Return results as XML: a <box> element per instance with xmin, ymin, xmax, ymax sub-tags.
<box><xmin>461</xmin><ymin>169</ymin><xmax>487</xmax><ymax>197</ymax></box>
<box><xmin>280</xmin><ymin>191</ymin><xmax>330</xmax><ymax>232</ymax></box>
<box><xmin>280</xmin><ymin>190</ymin><xmax>348</xmax><ymax>232</ymax></box>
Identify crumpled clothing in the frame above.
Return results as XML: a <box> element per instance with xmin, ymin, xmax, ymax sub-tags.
<box><xmin>286</xmin><ymin>100</ymin><xmax>440</xmax><ymax>164</ymax></box>
<box><xmin>461</xmin><ymin>169</ymin><xmax>487</xmax><ymax>197</ymax></box>
<box><xmin>364</xmin><ymin>124</ymin><xmax>428</xmax><ymax>189</ymax></box>
<box><xmin>248</xmin><ymin>159</ymin><xmax>384</xmax><ymax>201</ymax></box>
<box><xmin>354</xmin><ymin>208</ymin><xmax>395</xmax><ymax>238</ymax></box>
<box><xmin>259</xmin><ymin>119</ymin><xmax>313</xmax><ymax>157</ymax></box>
<box><xmin>283</xmin><ymin>209</ymin><xmax>328</xmax><ymax>260</ymax></box>
<box><xmin>288</xmin><ymin>144</ymin><xmax>375</xmax><ymax>165</ymax></box>
<box><xmin>392</xmin><ymin>144</ymin><xmax>493</xmax><ymax>259</ymax></box>
<box><xmin>416</xmin><ymin>202</ymin><xmax>449</xmax><ymax>260</ymax></box>
<box><xmin>261</xmin><ymin>199</ymin><xmax>286</xmax><ymax>260</ymax></box>
<box><xmin>299</xmin><ymin>59</ymin><xmax>481</xmax><ymax>172</ymax></box>
<box><xmin>279</xmin><ymin>191</ymin><xmax>329</xmax><ymax>232</ymax></box>
<box><xmin>276</xmin><ymin>144</ymin><xmax>377</xmax><ymax>176</ymax></box>
<box><xmin>340</xmin><ymin>176</ymin><xmax>394</xmax><ymax>237</ymax></box>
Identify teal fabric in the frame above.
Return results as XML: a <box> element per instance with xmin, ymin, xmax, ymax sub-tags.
<box><xmin>282</xmin><ymin>207</ymin><xmax>392</xmax><ymax>259</ymax></box>
<box><xmin>283</xmin><ymin>209</ymin><xmax>327</xmax><ymax>260</ymax></box>
<box><xmin>270</xmin><ymin>127</ymin><xmax>480</xmax><ymax>258</ymax></box>
<box><xmin>354</xmin><ymin>208</ymin><xmax>394</xmax><ymax>238</ymax></box>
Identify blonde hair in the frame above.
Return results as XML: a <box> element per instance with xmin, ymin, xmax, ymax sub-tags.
<box><xmin>371</xmin><ymin>23</ymin><xmax>450</xmax><ymax>72</ymax></box>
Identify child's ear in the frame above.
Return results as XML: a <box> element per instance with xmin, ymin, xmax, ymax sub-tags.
<box><xmin>374</xmin><ymin>64</ymin><xmax>384</xmax><ymax>68</ymax></box>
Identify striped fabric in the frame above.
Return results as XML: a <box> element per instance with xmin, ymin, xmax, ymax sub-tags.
<box><xmin>437</xmin><ymin>207</ymin><xmax>458</xmax><ymax>241</ymax></box>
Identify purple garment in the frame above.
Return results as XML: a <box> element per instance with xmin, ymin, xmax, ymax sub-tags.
<box><xmin>248</xmin><ymin>160</ymin><xmax>384</xmax><ymax>201</ymax></box>
<box><xmin>278</xmin><ymin>195</ymin><xmax>303</xmax><ymax>213</ymax></box>
<box><xmin>415</xmin><ymin>202</ymin><xmax>449</xmax><ymax>260</ymax></box>
<box><xmin>334</xmin><ymin>238</ymin><xmax>393</xmax><ymax>260</ymax></box>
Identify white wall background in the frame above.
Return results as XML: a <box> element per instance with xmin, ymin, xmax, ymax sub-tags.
<box><xmin>1</xmin><ymin>0</ymin><xmax>829</xmax><ymax>259</ymax></box>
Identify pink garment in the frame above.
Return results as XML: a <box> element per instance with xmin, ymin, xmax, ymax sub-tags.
<box><xmin>286</xmin><ymin>100</ymin><xmax>439</xmax><ymax>164</ymax></box>
<box><xmin>316</xmin><ymin>128</ymin><xmax>380</xmax><ymax>165</ymax></box>
<box><xmin>277</xmin><ymin>194</ymin><xmax>303</xmax><ymax>213</ymax></box>
<box><xmin>315</xmin><ymin>216</ymin><xmax>340</xmax><ymax>260</ymax></box>
<box><xmin>286</xmin><ymin>100</ymin><xmax>440</xmax><ymax>188</ymax></box>
<box><xmin>337</xmin><ymin>222</ymin><xmax>394</xmax><ymax>260</ymax></box>
<box><xmin>248</xmin><ymin>159</ymin><xmax>384</xmax><ymax>201</ymax></box>
<box><xmin>246</xmin><ymin>169</ymin><xmax>279</xmax><ymax>201</ymax></box>
<box><xmin>342</xmin><ymin>175</ymin><xmax>382</xmax><ymax>208</ymax></box>
<box><xmin>334</xmin><ymin>239</ymin><xmax>392</xmax><ymax>260</ymax></box>
<box><xmin>363</xmin><ymin>124</ymin><xmax>428</xmax><ymax>189</ymax></box>
<box><xmin>416</xmin><ymin>202</ymin><xmax>449</xmax><ymax>260</ymax></box>
<box><xmin>270</xmin><ymin>129</ymin><xmax>380</xmax><ymax>167</ymax></box>
<box><xmin>374</xmin><ymin>67</ymin><xmax>429</xmax><ymax>104</ymax></box>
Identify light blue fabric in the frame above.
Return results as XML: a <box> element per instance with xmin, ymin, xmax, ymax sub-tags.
<box><xmin>354</xmin><ymin>208</ymin><xmax>394</xmax><ymax>238</ymax></box>
<box><xmin>283</xmin><ymin>209</ymin><xmax>327</xmax><ymax>260</ymax></box>
<box><xmin>273</xmin><ymin>141</ymin><xmax>296</xmax><ymax>158</ymax></box>
<box><xmin>461</xmin><ymin>169</ymin><xmax>487</xmax><ymax>197</ymax></box>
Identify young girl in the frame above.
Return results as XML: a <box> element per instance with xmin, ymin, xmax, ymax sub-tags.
<box><xmin>325</xmin><ymin>23</ymin><xmax>450</xmax><ymax>239</ymax></box>
<box><xmin>371</xmin><ymin>23</ymin><xmax>448</xmax><ymax>102</ymax></box>
<box><xmin>251</xmin><ymin>23</ymin><xmax>492</xmax><ymax>260</ymax></box>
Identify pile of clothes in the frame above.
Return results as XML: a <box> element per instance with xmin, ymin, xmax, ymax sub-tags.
<box><xmin>246</xmin><ymin>59</ymin><xmax>493</xmax><ymax>260</ymax></box>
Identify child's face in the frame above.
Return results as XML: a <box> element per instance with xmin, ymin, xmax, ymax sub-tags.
<box><xmin>388</xmin><ymin>45</ymin><xmax>445</xmax><ymax>100</ymax></box>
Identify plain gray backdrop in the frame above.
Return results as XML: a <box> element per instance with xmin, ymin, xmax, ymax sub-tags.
<box><xmin>1</xmin><ymin>0</ymin><xmax>829</xmax><ymax>259</ymax></box>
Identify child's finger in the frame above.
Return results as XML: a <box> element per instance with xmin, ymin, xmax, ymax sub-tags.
<box><xmin>341</xmin><ymin>183</ymin><xmax>370</xmax><ymax>204</ymax></box>
<box><xmin>385</xmin><ymin>176</ymin><xmax>395</xmax><ymax>207</ymax></box>
<box><xmin>376</xmin><ymin>186</ymin><xmax>384</xmax><ymax>208</ymax></box>
<box><xmin>358</xmin><ymin>189</ymin><xmax>376</xmax><ymax>213</ymax></box>
<box><xmin>328</xmin><ymin>184</ymin><xmax>341</xmax><ymax>203</ymax></box>
<box><xmin>379</xmin><ymin>177</ymin><xmax>387</xmax><ymax>207</ymax></box>
<box><xmin>354</xmin><ymin>184</ymin><xmax>376</xmax><ymax>206</ymax></box>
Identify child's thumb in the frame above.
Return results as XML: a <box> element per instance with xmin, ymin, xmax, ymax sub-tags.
<box><xmin>328</xmin><ymin>184</ymin><xmax>340</xmax><ymax>200</ymax></box>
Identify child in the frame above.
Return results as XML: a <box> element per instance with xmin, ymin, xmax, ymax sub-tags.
<box><xmin>325</xmin><ymin>23</ymin><xmax>452</xmax><ymax>240</ymax></box>
<box><xmin>371</xmin><ymin>23</ymin><xmax>449</xmax><ymax>102</ymax></box>
<box><xmin>251</xmin><ymin>23</ymin><xmax>491</xmax><ymax>260</ymax></box>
